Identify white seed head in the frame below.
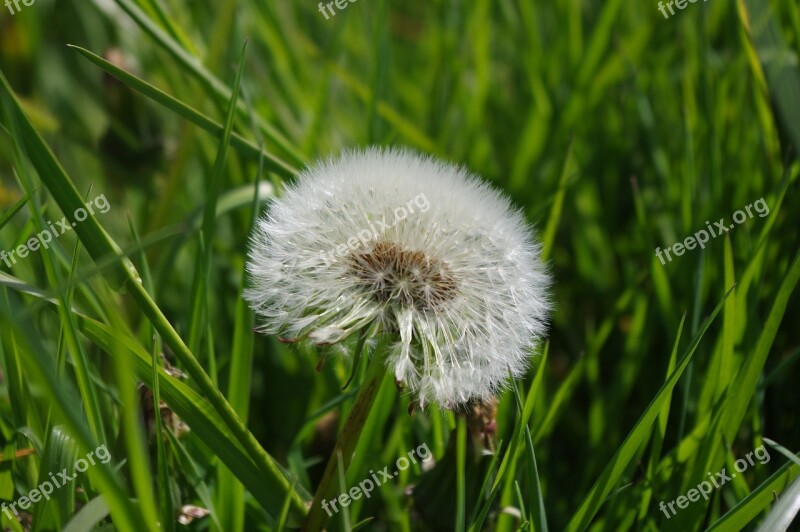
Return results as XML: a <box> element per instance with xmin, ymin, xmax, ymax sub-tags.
<box><xmin>244</xmin><ymin>147</ymin><xmax>551</xmax><ymax>408</ymax></box>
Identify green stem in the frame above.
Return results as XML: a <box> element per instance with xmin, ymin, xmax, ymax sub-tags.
<box><xmin>456</xmin><ymin>414</ymin><xmax>467</xmax><ymax>532</ymax></box>
<box><xmin>303</xmin><ymin>349</ymin><xmax>389</xmax><ymax>531</ymax></box>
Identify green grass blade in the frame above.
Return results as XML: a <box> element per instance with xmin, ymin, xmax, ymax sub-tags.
<box><xmin>565</xmin><ymin>286</ymin><xmax>733</xmax><ymax>532</ymax></box>
<box><xmin>31</xmin><ymin>427</ymin><xmax>77</xmax><ymax>530</ymax></box>
<box><xmin>636</xmin><ymin>314</ymin><xmax>685</xmax><ymax>522</ymax></box>
<box><xmin>0</xmin><ymin>189</ymin><xmax>33</xmax><ymax>231</ymax></box>
<box><xmin>61</xmin><ymin>497</ymin><xmax>109</xmax><ymax>532</ymax></box>
<box><xmin>706</xmin><ymin>459</ymin><xmax>800</xmax><ymax>531</ymax></box>
<box><xmin>275</xmin><ymin>480</ymin><xmax>299</xmax><ymax>532</ymax></box>
<box><xmin>151</xmin><ymin>343</ymin><xmax>176</xmax><ymax>532</ymax></box>
<box><xmin>493</xmin><ymin>348</ymin><xmax>549</xmax><ymax>532</ymax></box>
<box><xmin>764</xmin><ymin>438</ymin><xmax>800</xmax><ymax>467</ymax></box>
<box><xmin>217</xmin><ymin>139</ymin><xmax>264</xmax><ymax>532</ymax></box>
<box><xmin>104</xmin><ymin>299</ymin><xmax>160</xmax><ymax>530</ymax></box>
<box><xmin>722</xmin><ymin>251</ymin><xmax>800</xmax><ymax>442</ymax></box>
<box><xmin>67</xmin><ymin>45</ymin><xmax>296</xmax><ymax>177</ymax></box>
<box><xmin>188</xmin><ymin>40</ymin><xmax>247</xmax><ymax>359</ymax></box>
<box><xmin>540</xmin><ymin>142</ymin><xmax>575</xmax><ymax>262</ymax></box>
<box><xmin>755</xmin><ymin>476</ymin><xmax>800</xmax><ymax>532</ymax></box>
<box><xmin>109</xmin><ymin>0</ymin><xmax>305</xmax><ymax>165</ymax></box>
<box><xmin>523</xmin><ymin>410</ymin><xmax>547</xmax><ymax>532</ymax></box>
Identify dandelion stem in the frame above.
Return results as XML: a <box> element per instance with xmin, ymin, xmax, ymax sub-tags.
<box><xmin>303</xmin><ymin>344</ymin><xmax>389</xmax><ymax>531</ymax></box>
<box><xmin>456</xmin><ymin>413</ymin><xmax>467</xmax><ymax>532</ymax></box>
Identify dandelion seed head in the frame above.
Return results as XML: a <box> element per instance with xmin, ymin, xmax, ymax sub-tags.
<box><xmin>244</xmin><ymin>147</ymin><xmax>551</xmax><ymax>408</ymax></box>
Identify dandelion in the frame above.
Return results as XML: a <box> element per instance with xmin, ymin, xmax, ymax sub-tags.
<box><xmin>244</xmin><ymin>147</ymin><xmax>551</xmax><ymax>408</ymax></box>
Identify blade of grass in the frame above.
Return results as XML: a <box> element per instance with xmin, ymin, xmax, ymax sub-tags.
<box><xmin>165</xmin><ymin>429</ymin><xmax>224</xmax><ymax>530</ymax></box>
<box><xmin>216</xmin><ymin>133</ymin><xmax>265</xmax><ymax>532</ymax></box>
<box><xmin>706</xmin><ymin>459</ymin><xmax>799</xmax><ymax>531</ymax></box>
<box><xmin>540</xmin><ymin>141</ymin><xmax>575</xmax><ymax>262</ymax></box>
<box><xmin>565</xmin><ymin>286</ymin><xmax>733</xmax><ymax>532</ymax></box>
<box><xmin>467</xmin><ymin>440</ymin><xmax>502</xmax><ymax>531</ymax></box>
<box><xmin>490</xmin><ymin>346</ymin><xmax>548</xmax><ymax>532</ymax></box>
<box><xmin>722</xmin><ymin>251</ymin><xmax>800</xmax><ymax>442</ymax></box>
<box><xmin>108</xmin><ymin>0</ymin><xmax>305</xmax><ymax>165</ymax></box>
<box><xmin>636</xmin><ymin>314</ymin><xmax>685</xmax><ymax>522</ymax></box>
<box><xmin>67</xmin><ymin>45</ymin><xmax>296</xmax><ymax>177</ymax></box>
<box><xmin>137</xmin><ymin>0</ymin><xmax>198</xmax><ymax>56</ymax></box>
<box><xmin>31</xmin><ymin>427</ymin><xmax>77</xmax><ymax>531</ymax></box>
<box><xmin>0</xmin><ymin>189</ymin><xmax>33</xmax><ymax>231</ymax></box>
<box><xmin>188</xmin><ymin>40</ymin><xmax>247</xmax><ymax>361</ymax></box>
<box><xmin>764</xmin><ymin>438</ymin><xmax>800</xmax><ymax>467</ymax></box>
<box><xmin>151</xmin><ymin>341</ymin><xmax>175</xmax><ymax>532</ymax></box>
<box><xmin>515</xmin><ymin>380</ymin><xmax>548</xmax><ymax>532</ymax></box>
<box><xmin>274</xmin><ymin>480</ymin><xmax>299</xmax><ymax>532</ymax></box>
<box><xmin>61</xmin><ymin>496</ymin><xmax>109</xmax><ymax>532</ymax></box>
<box><xmin>103</xmin><ymin>284</ymin><xmax>160</xmax><ymax>530</ymax></box>
<box><xmin>755</xmin><ymin>476</ymin><xmax>800</xmax><ymax>532</ymax></box>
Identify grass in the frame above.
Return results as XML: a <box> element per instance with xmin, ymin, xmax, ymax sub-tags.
<box><xmin>0</xmin><ymin>0</ymin><xmax>799</xmax><ymax>530</ymax></box>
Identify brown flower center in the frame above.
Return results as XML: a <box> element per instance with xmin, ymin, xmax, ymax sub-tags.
<box><xmin>348</xmin><ymin>241</ymin><xmax>457</xmax><ymax>310</ymax></box>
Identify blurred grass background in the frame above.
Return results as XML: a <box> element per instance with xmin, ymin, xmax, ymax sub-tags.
<box><xmin>1</xmin><ymin>0</ymin><xmax>799</xmax><ymax>530</ymax></box>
